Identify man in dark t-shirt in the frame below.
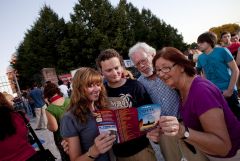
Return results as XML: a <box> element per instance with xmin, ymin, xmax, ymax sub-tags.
<box><xmin>96</xmin><ymin>49</ymin><xmax>156</xmax><ymax>161</ymax></box>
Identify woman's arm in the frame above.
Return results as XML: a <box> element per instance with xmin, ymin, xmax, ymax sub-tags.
<box><xmin>46</xmin><ymin>111</ymin><xmax>58</xmax><ymax>132</ymax></box>
<box><xmin>159</xmin><ymin>108</ymin><xmax>232</xmax><ymax>157</ymax></box>
<box><xmin>184</xmin><ymin>108</ymin><xmax>231</xmax><ymax>156</ymax></box>
<box><xmin>67</xmin><ymin>132</ymin><xmax>116</xmax><ymax>161</ymax></box>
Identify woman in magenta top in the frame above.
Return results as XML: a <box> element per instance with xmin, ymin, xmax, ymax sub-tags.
<box><xmin>0</xmin><ymin>92</ymin><xmax>36</xmax><ymax>161</ymax></box>
<box><xmin>152</xmin><ymin>47</ymin><xmax>240</xmax><ymax>161</ymax></box>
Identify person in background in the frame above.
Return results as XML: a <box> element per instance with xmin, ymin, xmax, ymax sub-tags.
<box><xmin>197</xmin><ymin>31</ymin><xmax>240</xmax><ymax>119</ymax></box>
<box><xmin>44</xmin><ymin>82</ymin><xmax>70</xmax><ymax>161</ymax></box>
<box><xmin>0</xmin><ymin>92</ymin><xmax>36</xmax><ymax>161</ymax></box>
<box><xmin>58</xmin><ymin>79</ymin><xmax>69</xmax><ymax>98</ymax></box>
<box><xmin>27</xmin><ymin>88</ymin><xmax>36</xmax><ymax>117</ymax></box>
<box><xmin>231</xmin><ymin>32</ymin><xmax>240</xmax><ymax>43</ymax></box>
<box><xmin>67</xmin><ymin>80</ymin><xmax>72</xmax><ymax>97</ymax></box>
<box><xmin>22</xmin><ymin>91</ymin><xmax>33</xmax><ymax>117</ymax></box>
<box><xmin>29</xmin><ymin>82</ymin><xmax>48</xmax><ymax>130</ymax></box>
<box><xmin>153</xmin><ymin>46</ymin><xmax>240</xmax><ymax>161</ymax></box>
<box><xmin>43</xmin><ymin>81</ymin><xmax>52</xmax><ymax>106</ymax></box>
<box><xmin>60</xmin><ymin>67</ymin><xmax>116</xmax><ymax>161</ymax></box>
<box><xmin>220</xmin><ymin>31</ymin><xmax>240</xmax><ymax>59</ymax></box>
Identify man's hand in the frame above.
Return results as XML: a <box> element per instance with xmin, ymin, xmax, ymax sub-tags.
<box><xmin>223</xmin><ymin>89</ymin><xmax>233</xmax><ymax>98</ymax></box>
<box><xmin>61</xmin><ymin>139</ymin><xmax>69</xmax><ymax>154</ymax></box>
<box><xmin>146</xmin><ymin>127</ymin><xmax>161</xmax><ymax>143</ymax></box>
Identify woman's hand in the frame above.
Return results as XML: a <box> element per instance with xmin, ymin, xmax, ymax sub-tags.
<box><xmin>146</xmin><ymin>127</ymin><xmax>161</xmax><ymax>142</ymax></box>
<box><xmin>90</xmin><ymin>131</ymin><xmax>116</xmax><ymax>157</ymax></box>
<box><xmin>159</xmin><ymin>116</ymin><xmax>179</xmax><ymax>136</ymax></box>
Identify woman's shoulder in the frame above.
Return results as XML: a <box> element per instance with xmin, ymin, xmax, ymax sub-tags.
<box><xmin>191</xmin><ymin>77</ymin><xmax>220</xmax><ymax>96</ymax></box>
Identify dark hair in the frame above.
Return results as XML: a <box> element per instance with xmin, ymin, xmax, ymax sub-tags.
<box><xmin>96</xmin><ymin>49</ymin><xmax>125</xmax><ymax>70</ymax></box>
<box><xmin>153</xmin><ymin>47</ymin><xmax>196</xmax><ymax>77</ymax></box>
<box><xmin>220</xmin><ymin>31</ymin><xmax>230</xmax><ymax>39</ymax></box>
<box><xmin>45</xmin><ymin>80</ymin><xmax>51</xmax><ymax>84</ymax></box>
<box><xmin>44</xmin><ymin>82</ymin><xmax>61</xmax><ymax>100</ymax></box>
<box><xmin>0</xmin><ymin>92</ymin><xmax>16</xmax><ymax>140</ymax></box>
<box><xmin>22</xmin><ymin>91</ymin><xmax>28</xmax><ymax>98</ymax></box>
<box><xmin>58</xmin><ymin>79</ymin><xmax>64</xmax><ymax>85</ymax></box>
<box><xmin>197</xmin><ymin>32</ymin><xmax>217</xmax><ymax>48</ymax></box>
<box><xmin>231</xmin><ymin>32</ymin><xmax>238</xmax><ymax>37</ymax></box>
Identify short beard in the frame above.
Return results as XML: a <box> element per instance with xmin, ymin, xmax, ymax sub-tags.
<box><xmin>140</xmin><ymin>67</ymin><xmax>154</xmax><ymax>77</ymax></box>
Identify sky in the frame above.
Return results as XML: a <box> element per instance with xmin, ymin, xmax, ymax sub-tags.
<box><xmin>0</xmin><ymin>0</ymin><xmax>240</xmax><ymax>77</ymax></box>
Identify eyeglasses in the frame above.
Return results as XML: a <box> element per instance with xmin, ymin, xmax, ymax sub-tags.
<box><xmin>134</xmin><ymin>57</ymin><xmax>149</xmax><ymax>68</ymax></box>
<box><xmin>155</xmin><ymin>63</ymin><xmax>176</xmax><ymax>74</ymax></box>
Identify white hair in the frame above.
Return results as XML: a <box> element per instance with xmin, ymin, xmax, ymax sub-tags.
<box><xmin>128</xmin><ymin>42</ymin><xmax>156</xmax><ymax>60</ymax></box>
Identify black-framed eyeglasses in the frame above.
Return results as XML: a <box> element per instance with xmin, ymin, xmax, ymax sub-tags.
<box><xmin>155</xmin><ymin>63</ymin><xmax>176</xmax><ymax>74</ymax></box>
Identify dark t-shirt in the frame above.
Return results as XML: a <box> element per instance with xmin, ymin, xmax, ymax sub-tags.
<box><xmin>105</xmin><ymin>79</ymin><xmax>152</xmax><ymax>157</ymax></box>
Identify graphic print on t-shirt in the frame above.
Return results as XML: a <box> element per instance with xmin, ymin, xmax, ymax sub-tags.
<box><xmin>108</xmin><ymin>94</ymin><xmax>133</xmax><ymax>109</ymax></box>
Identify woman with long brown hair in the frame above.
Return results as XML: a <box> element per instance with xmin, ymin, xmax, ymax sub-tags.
<box><xmin>60</xmin><ymin>67</ymin><xmax>116</xmax><ymax>161</ymax></box>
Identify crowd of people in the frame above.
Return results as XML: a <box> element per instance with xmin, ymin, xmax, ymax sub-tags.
<box><xmin>0</xmin><ymin>30</ymin><xmax>240</xmax><ymax>161</ymax></box>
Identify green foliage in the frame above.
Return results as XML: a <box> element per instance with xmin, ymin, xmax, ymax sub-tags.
<box><xmin>14</xmin><ymin>0</ymin><xmax>187</xmax><ymax>88</ymax></box>
<box><xmin>14</xmin><ymin>5</ymin><xmax>67</xmax><ymax>87</ymax></box>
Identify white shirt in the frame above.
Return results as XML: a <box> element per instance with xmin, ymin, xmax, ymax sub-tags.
<box><xmin>58</xmin><ymin>84</ymin><xmax>69</xmax><ymax>98</ymax></box>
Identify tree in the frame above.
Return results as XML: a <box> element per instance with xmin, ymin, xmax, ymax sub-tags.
<box><xmin>14</xmin><ymin>5</ymin><xmax>67</xmax><ymax>87</ymax></box>
<box><xmin>68</xmin><ymin>0</ymin><xmax>114</xmax><ymax>67</ymax></box>
<box><xmin>14</xmin><ymin>0</ymin><xmax>188</xmax><ymax>88</ymax></box>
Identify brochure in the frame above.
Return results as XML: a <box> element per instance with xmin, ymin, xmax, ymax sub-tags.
<box><xmin>95</xmin><ymin>104</ymin><xmax>161</xmax><ymax>143</ymax></box>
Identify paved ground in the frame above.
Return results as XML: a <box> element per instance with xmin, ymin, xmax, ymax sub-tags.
<box><xmin>29</xmin><ymin>117</ymin><xmax>61</xmax><ymax>161</ymax></box>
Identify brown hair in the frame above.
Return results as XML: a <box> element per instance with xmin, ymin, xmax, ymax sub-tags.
<box><xmin>153</xmin><ymin>47</ymin><xmax>196</xmax><ymax>77</ymax></box>
<box><xmin>197</xmin><ymin>31</ymin><xmax>217</xmax><ymax>48</ymax></box>
<box><xmin>69</xmin><ymin>67</ymin><xmax>108</xmax><ymax>123</ymax></box>
<box><xmin>44</xmin><ymin>82</ymin><xmax>61</xmax><ymax>100</ymax></box>
<box><xmin>96</xmin><ymin>49</ymin><xmax>125</xmax><ymax>71</ymax></box>
<box><xmin>0</xmin><ymin>92</ymin><xmax>16</xmax><ymax>140</ymax></box>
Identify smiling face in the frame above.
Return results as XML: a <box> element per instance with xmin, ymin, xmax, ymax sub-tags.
<box><xmin>155</xmin><ymin>57</ymin><xmax>182</xmax><ymax>89</ymax></box>
<box><xmin>100</xmin><ymin>57</ymin><xmax>124</xmax><ymax>86</ymax></box>
<box><xmin>85</xmin><ymin>83</ymin><xmax>101</xmax><ymax>102</ymax></box>
<box><xmin>131</xmin><ymin>50</ymin><xmax>154</xmax><ymax>77</ymax></box>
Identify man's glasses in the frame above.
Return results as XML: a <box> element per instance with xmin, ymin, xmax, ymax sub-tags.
<box><xmin>134</xmin><ymin>57</ymin><xmax>148</xmax><ymax>68</ymax></box>
<box><xmin>155</xmin><ymin>63</ymin><xmax>176</xmax><ymax>74</ymax></box>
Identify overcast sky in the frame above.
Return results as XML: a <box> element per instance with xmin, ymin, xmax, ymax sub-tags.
<box><xmin>1</xmin><ymin>0</ymin><xmax>239</xmax><ymax>77</ymax></box>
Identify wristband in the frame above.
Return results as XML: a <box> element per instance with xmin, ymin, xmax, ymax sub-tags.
<box><xmin>87</xmin><ymin>147</ymin><xmax>96</xmax><ymax>160</ymax></box>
